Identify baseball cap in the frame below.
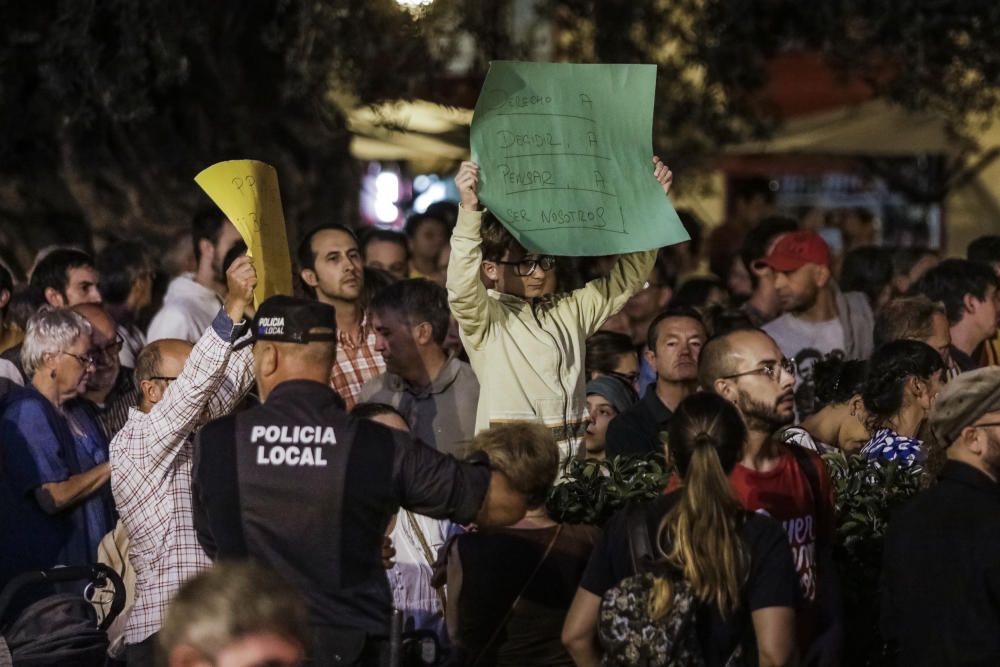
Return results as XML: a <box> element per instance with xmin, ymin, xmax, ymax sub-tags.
<box><xmin>250</xmin><ymin>295</ymin><xmax>337</xmax><ymax>344</ymax></box>
<box><xmin>929</xmin><ymin>367</ymin><xmax>1000</xmax><ymax>445</ymax></box>
<box><xmin>757</xmin><ymin>231</ymin><xmax>831</xmax><ymax>272</ymax></box>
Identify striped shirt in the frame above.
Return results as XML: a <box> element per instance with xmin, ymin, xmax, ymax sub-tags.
<box><xmin>329</xmin><ymin>315</ymin><xmax>385</xmax><ymax>410</ymax></box>
<box><xmin>110</xmin><ymin>310</ymin><xmax>253</xmax><ymax>645</ymax></box>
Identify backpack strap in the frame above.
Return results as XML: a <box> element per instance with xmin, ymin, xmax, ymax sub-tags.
<box><xmin>626</xmin><ymin>503</ymin><xmax>655</xmax><ymax>574</ymax></box>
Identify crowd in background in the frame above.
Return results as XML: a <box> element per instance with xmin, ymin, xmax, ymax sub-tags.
<box><xmin>0</xmin><ymin>159</ymin><xmax>998</xmax><ymax>667</ymax></box>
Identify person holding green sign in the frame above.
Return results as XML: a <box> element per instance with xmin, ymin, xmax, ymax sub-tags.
<box><xmin>448</xmin><ymin>157</ymin><xmax>672</xmax><ymax>460</ymax></box>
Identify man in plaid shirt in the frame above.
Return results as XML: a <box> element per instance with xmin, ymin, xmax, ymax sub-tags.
<box><xmin>109</xmin><ymin>256</ymin><xmax>257</xmax><ymax>666</ymax></box>
<box><xmin>297</xmin><ymin>224</ymin><xmax>385</xmax><ymax>409</ymax></box>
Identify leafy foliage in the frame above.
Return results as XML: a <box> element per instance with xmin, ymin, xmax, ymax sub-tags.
<box><xmin>822</xmin><ymin>449</ymin><xmax>924</xmax><ymax>666</ymax></box>
<box><xmin>546</xmin><ymin>455</ymin><xmax>673</xmax><ymax>526</ymax></box>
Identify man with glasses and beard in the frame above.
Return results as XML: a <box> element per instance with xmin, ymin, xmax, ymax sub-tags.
<box><xmin>700</xmin><ymin>328</ymin><xmax>840</xmax><ymax>666</ymax></box>
<box><xmin>881</xmin><ymin>367</ymin><xmax>1000</xmax><ymax>667</ymax></box>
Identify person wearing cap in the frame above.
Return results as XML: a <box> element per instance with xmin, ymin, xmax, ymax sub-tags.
<box><xmin>881</xmin><ymin>367</ymin><xmax>1000</xmax><ymax>666</ymax></box>
<box><xmin>581</xmin><ymin>375</ymin><xmax>637</xmax><ymax>459</ymax></box>
<box><xmin>760</xmin><ymin>230</ymin><xmax>874</xmax><ymax>418</ymax></box>
<box><xmin>191</xmin><ymin>294</ymin><xmax>557</xmax><ymax>667</ymax></box>
<box><xmin>110</xmin><ymin>255</ymin><xmax>257</xmax><ymax>666</ymax></box>
<box><xmin>605</xmin><ymin>307</ymin><xmax>706</xmax><ymax>459</ymax></box>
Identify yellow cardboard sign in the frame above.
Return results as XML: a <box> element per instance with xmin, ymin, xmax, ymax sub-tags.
<box><xmin>194</xmin><ymin>160</ymin><xmax>293</xmax><ymax>307</ymax></box>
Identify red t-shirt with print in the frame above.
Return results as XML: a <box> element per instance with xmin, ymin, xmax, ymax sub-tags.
<box><xmin>728</xmin><ymin>446</ymin><xmax>835</xmax><ymax>645</ymax></box>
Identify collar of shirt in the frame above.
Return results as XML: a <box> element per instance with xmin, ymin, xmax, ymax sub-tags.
<box><xmin>383</xmin><ymin>355</ymin><xmax>462</xmax><ymax>398</ymax></box>
<box><xmin>940</xmin><ymin>459</ymin><xmax>1000</xmax><ymax>496</ymax></box>
<box><xmin>338</xmin><ymin>314</ymin><xmax>372</xmax><ymax>351</ymax></box>
<box><xmin>950</xmin><ymin>344</ymin><xmax>979</xmax><ymax>372</ymax></box>
<box><xmin>641</xmin><ymin>383</ymin><xmax>673</xmax><ymax>425</ymax></box>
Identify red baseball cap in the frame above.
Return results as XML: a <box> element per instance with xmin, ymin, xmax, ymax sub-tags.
<box><xmin>757</xmin><ymin>231</ymin><xmax>830</xmax><ymax>272</ymax></box>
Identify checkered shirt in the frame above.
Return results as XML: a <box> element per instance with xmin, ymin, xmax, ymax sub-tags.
<box><xmin>110</xmin><ymin>313</ymin><xmax>253</xmax><ymax>645</ymax></box>
<box><xmin>330</xmin><ymin>315</ymin><xmax>385</xmax><ymax>409</ymax></box>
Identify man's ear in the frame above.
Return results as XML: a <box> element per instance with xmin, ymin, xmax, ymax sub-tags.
<box><xmin>814</xmin><ymin>264</ymin><xmax>832</xmax><ymax>288</ymax></box>
<box><xmin>714</xmin><ymin>378</ymin><xmax>736</xmax><ymax>402</ymax></box>
<box><xmin>413</xmin><ymin>321</ymin><xmax>434</xmax><ymax>346</ymax></box>
<box><xmin>139</xmin><ymin>379</ymin><xmax>163</xmax><ymax>405</ymax></box>
<box><xmin>300</xmin><ymin>268</ymin><xmax>319</xmax><ymax>289</ymax></box>
<box><xmin>0</xmin><ymin>288</ymin><xmax>10</xmax><ymax>310</ymax></box>
<box><xmin>257</xmin><ymin>343</ymin><xmax>279</xmax><ymax>378</ymax></box>
<box><xmin>644</xmin><ymin>346</ymin><xmax>657</xmax><ymax>368</ymax></box>
<box><xmin>198</xmin><ymin>238</ymin><xmax>215</xmax><ymax>265</ymax></box>
<box><xmin>44</xmin><ymin>287</ymin><xmax>65</xmax><ymax>308</ymax></box>
<box><xmin>482</xmin><ymin>261</ymin><xmax>498</xmax><ymax>282</ymax></box>
<box><xmin>963</xmin><ymin>292</ymin><xmax>979</xmax><ymax>314</ymax></box>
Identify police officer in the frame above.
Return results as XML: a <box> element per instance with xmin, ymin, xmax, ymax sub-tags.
<box><xmin>192</xmin><ymin>295</ymin><xmax>553</xmax><ymax>666</ymax></box>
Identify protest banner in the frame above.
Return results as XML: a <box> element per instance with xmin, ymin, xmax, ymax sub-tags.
<box><xmin>471</xmin><ymin>61</ymin><xmax>687</xmax><ymax>256</ymax></box>
<box><xmin>195</xmin><ymin>160</ymin><xmax>293</xmax><ymax>307</ymax></box>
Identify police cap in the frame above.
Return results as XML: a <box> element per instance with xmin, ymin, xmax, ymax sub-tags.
<box><xmin>251</xmin><ymin>295</ymin><xmax>337</xmax><ymax>344</ymax></box>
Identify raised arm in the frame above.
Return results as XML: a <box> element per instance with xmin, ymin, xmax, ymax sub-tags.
<box><xmin>446</xmin><ymin>161</ymin><xmax>492</xmax><ymax>349</ymax></box>
<box><xmin>572</xmin><ymin>157</ymin><xmax>673</xmax><ymax>335</ymax></box>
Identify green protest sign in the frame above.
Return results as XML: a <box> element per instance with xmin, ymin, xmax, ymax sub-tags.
<box><xmin>470</xmin><ymin>61</ymin><xmax>687</xmax><ymax>256</ymax></box>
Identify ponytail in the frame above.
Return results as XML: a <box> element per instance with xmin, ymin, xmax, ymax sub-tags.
<box><xmin>650</xmin><ymin>431</ymin><xmax>746</xmax><ymax>620</ymax></box>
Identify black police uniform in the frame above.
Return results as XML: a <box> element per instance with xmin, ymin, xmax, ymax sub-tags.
<box><xmin>190</xmin><ymin>296</ymin><xmax>492</xmax><ymax>666</ymax></box>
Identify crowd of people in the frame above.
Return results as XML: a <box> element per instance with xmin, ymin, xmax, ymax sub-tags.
<box><xmin>0</xmin><ymin>156</ymin><xmax>998</xmax><ymax>667</ymax></box>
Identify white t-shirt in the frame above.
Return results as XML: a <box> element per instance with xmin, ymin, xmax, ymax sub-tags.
<box><xmin>763</xmin><ymin>314</ymin><xmax>845</xmax><ymax>418</ymax></box>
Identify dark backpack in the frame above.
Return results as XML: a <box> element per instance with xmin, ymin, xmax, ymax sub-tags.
<box><xmin>596</xmin><ymin>504</ymin><xmax>745</xmax><ymax>667</ymax></box>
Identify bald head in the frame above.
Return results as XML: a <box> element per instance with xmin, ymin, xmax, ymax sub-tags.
<box><xmin>73</xmin><ymin>303</ymin><xmax>116</xmax><ymax>339</ymax></box>
<box><xmin>73</xmin><ymin>302</ymin><xmax>120</xmax><ymax>395</ymax></box>
<box><xmin>136</xmin><ymin>339</ymin><xmax>194</xmax><ymax>411</ymax></box>
<box><xmin>253</xmin><ymin>339</ymin><xmax>336</xmax><ymax>402</ymax></box>
<box><xmin>698</xmin><ymin>329</ymin><xmax>780</xmax><ymax>391</ymax></box>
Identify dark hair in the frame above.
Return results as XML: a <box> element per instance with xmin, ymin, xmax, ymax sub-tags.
<box><xmin>370</xmin><ymin>278</ymin><xmax>450</xmax><ymax>345</ymax></box>
<box><xmin>671</xmin><ymin>276</ymin><xmax>726</xmax><ymax>310</ymax></box>
<box><xmin>731</xmin><ymin>176</ymin><xmax>776</xmax><ymax>206</ymax></box>
<box><xmin>96</xmin><ymin>240</ymin><xmax>154</xmax><ymax>306</ymax></box>
<box><xmin>479</xmin><ymin>211</ymin><xmax>518</xmax><ymax>262</ymax></box>
<box><xmin>676</xmin><ymin>209</ymin><xmax>704</xmax><ymax>257</ymax></box>
<box><xmin>296</xmin><ymin>224</ymin><xmax>358</xmax><ymax>272</ymax></box>
<box><xmin>967</xmin><ymin>235</ymin><xmax>1000</xmax><ymax>265</ymax></box>
<box><xmin>403</xmin><ymin>212</ymin><xmax>448</xmax><ymax>239</ymax></box>
<box><xmin>739</xmin><ymin>216</ymin><xmax>799</xmax><ymax>288</ymax></box>
<box><xmin>362</xmin><ymin>266</ymin><xmax>395</xmax><ymax>309</ymax></box>
<box><xmin>360</xmin><ymin>229</ymin><xmax>409</xmax><ymax>262</ymax></box>
<box><xmin>191</xmin><ymin>208</ymin><xmax>226</xmax><ymax>265</ymax></box>
<box><xmin>586</xmin><ymin>331</ymin><xmax>637</xmax><ymax>377</ymax></box>
<box><xmin>222</xmin><ymin>242</ymin><xmax>248</xmax><ymax>276</ymax></box>
<box><xmin>352</xmin><ymin>402</ymin><xmax>409</xmax><ymax>426</ymax></box>
<box><xmin>840</xmin><ymin>246</ymin><xmax>894</xmax><ymax>306</ymax></box>
<box><xmin>701</xmin><ymin>306</ymin><xmax>755</xmax><ymax>338</ymax></box>
<box><xmin>7</xmin><ymin>284</ymin><xmax>41</xmax><ymax>330</ymax></box>
<box><xmin>893</xmin><ymin>247</ymin><xmax>938</xmax><ymax>281</ymax></box>
<box><xmin>655</xmin><ymin>392</ymin><xmax>748</xmax><ymax>617</ymax></box>
<box><xmin>913</xmin><ymin>259</ymin><xmax>998</xmax><ymax>324</ymax></box>
<box><xmin>862</xmin><ymin>340</ymin><xmax>944</xmax><ymax>431</ymax></box>
<box><xmin>424</xmin><ymin>201</ymin><xmax>459</xmax><ymax>229</ymax></box>
<box><xmin>0</xmin><ymin>262</ymin><xmax>12</xmax><ymax>316</ymax></box>
<box><xmin>29</xmin><ymin>248</ymin><xmax>94</xmax><ymax>298</ymax></box>
<box><xmin>813</xmin><ymin>358</ymin><xmax>867</xmax><ymax>408</ymax></box>
<box><xmin>646</xmin><ymin>306</ymin><xmax>705</xmax><ymax>352</ymax></box>
<box><xmin>873</xmin><ymin>295</ymin><xmax>947</xmax><ymax>350</ymax></box>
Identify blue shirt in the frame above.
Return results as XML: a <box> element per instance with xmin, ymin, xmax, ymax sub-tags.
<box><xmin>0</xmin><ymin>384</ymin><xmax>113</xmax><ymax>586</ymax></box>
<box><xmin>861</xmin><ymin>428</ymin><xmax>923</xmax><ymax>467</ymax></box>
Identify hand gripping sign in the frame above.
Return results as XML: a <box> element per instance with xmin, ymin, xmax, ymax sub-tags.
<box><xmin>470</xmin><ymin>61</ymin><xmax>688</xmax><ymax>256</ymax></box>
<box><xmin>195</xmin><ymin>160</ymin><xmax>293</xmax><ymax>308</ymax></box>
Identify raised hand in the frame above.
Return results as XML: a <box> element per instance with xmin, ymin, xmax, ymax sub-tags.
<box><xmin>224</xmin><ymin>254</ymin><xmax>257</xmax><ymax>321</ymax></box>
<box><xmin>455</xmin><ymin>161</ymin><xmax>481</xmax><ymax>211</ymax></box>
<box><xmin>652</xmin><ymin>156</ymin><xmax>673</xmax><ymax>196</ymax></box>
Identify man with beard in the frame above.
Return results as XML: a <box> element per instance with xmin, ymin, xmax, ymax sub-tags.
<box><xmin>148</xmin><ymin>209</ymin><xmax>243</xmax><ymax>343</ymax></box>
<box><xmin>605</xmin><ymin>307</ymin><xmax>705</xmax><ymax>458</ymax></box>
<box><xmin>298</xmin><ymin>224</ymin><xmax>385</xmax><ymax>409</ymax></box>
<box><xmin>882</xmin><ymin>367</ymin><xmax>1000</xmax><ymax>666</ymax></box>
<box><xmin>760</xmin><ymin>231</ymin><xmax>873</xmax><ymax>417</ymax></box>
<box><xmin>700</xmin><ymin>328</ymin><xmax>840</xmax><ymax>666</ymax></box>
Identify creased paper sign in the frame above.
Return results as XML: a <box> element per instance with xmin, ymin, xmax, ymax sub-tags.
<box><xmin>195</xmin><ymin>160</ymin><xmax>293</xmax><ymax>307</ymax></box>
<box><xmin>471</xmin><ymin>61</ymin><xmax>688</xmax><ymax>256</ymax></box>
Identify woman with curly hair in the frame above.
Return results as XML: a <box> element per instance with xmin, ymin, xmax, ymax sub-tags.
<box><xmin>860</xmin><ymin>339</ymin><xmax>944</xmax><ymax>466</ymax></box>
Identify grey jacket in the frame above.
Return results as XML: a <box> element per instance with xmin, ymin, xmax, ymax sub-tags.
<box><xmin>358</xmin><ymin>356</ymin><xmax>480</xmax><ymax>458</ymax></box>
<box><xmin>834</xmin><ymin>284</ymin><xmax>874</xmax><ymax>360</ymax></box>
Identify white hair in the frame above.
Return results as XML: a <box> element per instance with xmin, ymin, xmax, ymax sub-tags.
<box><xmin>21</xmin><ymin>307</ymin><xmax>92</xmax><ymax>378</ymax></box>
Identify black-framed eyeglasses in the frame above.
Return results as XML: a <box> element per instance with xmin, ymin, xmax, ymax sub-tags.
<box><xmin>149</xmin><ymin>376</ymin><xmax>177</xmax><ymax>383</ymax></box>
<box><xmin>93</xmin><ymin>333</ymin><xmax>125</xmax><ymax>360</ymax></box>
<box><xmin>721</xmin><ymin>358</ymin><xmax>796</xmax><ymax>383</ymax></box>
<box><xmin>496</xmin><ymin>255</ymin><xmax>557</xmax><ymax>277</ymax></box>
<box><xmin>61</xmin><ymin>350</ymin><xmax>96</xmax><ymax>368</ymax></box>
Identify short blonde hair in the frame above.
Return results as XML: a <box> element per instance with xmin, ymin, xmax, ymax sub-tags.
<box><xmin>473</xmin><ymin>422</ymin><xmax>559</xmax><ymax>507</ymax></box>
<box><xmin>158</xmin><ymin>562</ymin><xmax>308</xmax><ymax>661</ymax></box>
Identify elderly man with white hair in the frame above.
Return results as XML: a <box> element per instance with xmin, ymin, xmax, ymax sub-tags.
<box><xmin>0</xmin><ymin>306</ymin><xmax>114</xmax><ymax>596</ymax></box>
